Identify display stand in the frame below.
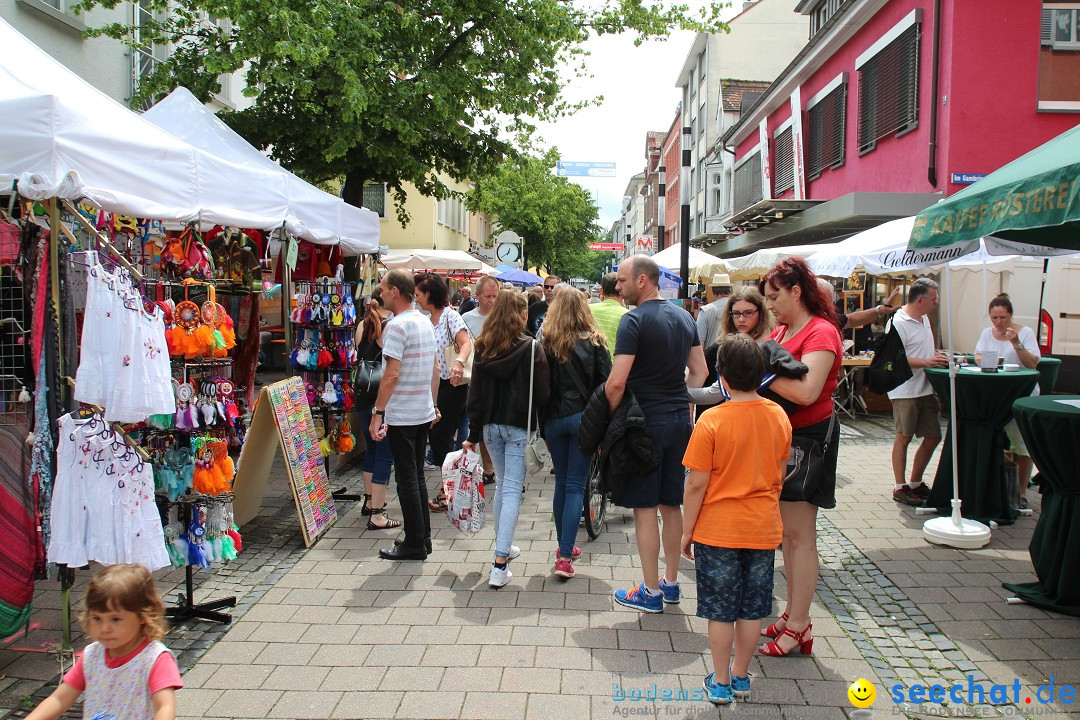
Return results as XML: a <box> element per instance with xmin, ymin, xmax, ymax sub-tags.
<box><xmin>164</xmin><ymin>500</ymin><xmax>237</xmax><ymax>625</ymax></box>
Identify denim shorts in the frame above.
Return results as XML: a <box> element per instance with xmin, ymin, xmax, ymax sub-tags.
<box><xmin>617</xmin><ymin>408</ymin><xmax>691</xmax><ymax>509</ymax></box>
<box><xmin>694</xmin><ymin>545</ymin><xmax>775</xmax><ymax>623</ymax></box>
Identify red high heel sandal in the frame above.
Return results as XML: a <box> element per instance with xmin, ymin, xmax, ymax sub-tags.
<box><xmin>758</xmin><ymin>621</ymin><xmax>813</xmax><ymax>657</ymax></box>
<box><xmin>761</xmin><ymin>612</ymin><xmax>788</xmax><ymax>638</ymax></box>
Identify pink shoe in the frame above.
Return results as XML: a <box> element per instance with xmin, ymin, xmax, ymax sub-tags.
<box><xmin>556</xmin><ymin>546</ymin><xmax>582</xmax><ymax>559</ymax></box>
<box><xmin>554</xmin><ymin>557</ymin><xmax>575</xmax><ymax>578</ymax></box>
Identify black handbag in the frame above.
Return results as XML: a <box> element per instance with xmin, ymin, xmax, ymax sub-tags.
<box><xmin>867</xmin><ymin>317</ymin><xmax>913</xmax><ymax>395</ymax></box>
<box><xmin>781</xmin><ymin>411</ymin><xmax>837</xmax><ymax>503</ymax></box>
<box><xmin>353</xmin><ymin>323</ymin><xmax>385</xmax><ymax>407</ymax></box>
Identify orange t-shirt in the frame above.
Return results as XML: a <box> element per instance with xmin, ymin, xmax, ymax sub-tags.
<box><xmin>682</xmin><ymin>398</ymin><xmax>792</xmax><ymax>550</ymax></box>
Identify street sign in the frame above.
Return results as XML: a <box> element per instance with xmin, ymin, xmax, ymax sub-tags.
<box><xmin>588</xmin><ymin>242</ymin><xmax>624</xmax><ymax>251</ymax></box>
<box><xmin>950</xmin><ymin>172</ymin><xmax>987</xmax><ymax>185</ymax></box>
<box><xmin>555</xmin><ymin>161</ymin><xmax>616</xmax><ymax>178</ymax></box>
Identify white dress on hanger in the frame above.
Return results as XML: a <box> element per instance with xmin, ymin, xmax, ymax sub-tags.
<box><xmin>74</xmin><ymin>257</ymin><xmax>124</xmax><ymax>408</ymax></box>
<box><xmin>106</xmin><ymin>295</ymin><xmax>175</xmax><ymax>423</ymax></box>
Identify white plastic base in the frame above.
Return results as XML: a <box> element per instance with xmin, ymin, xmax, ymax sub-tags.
<box><xmin>923</xmin><ymin>516</ymin><xmax>992</xmax><ymax>549</ymax></box>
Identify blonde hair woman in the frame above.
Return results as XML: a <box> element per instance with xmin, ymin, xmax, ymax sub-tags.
<box><xmin>542</xmin><ymin>290</ymin><xmax>612</xmax><ymax>578</ymax></box>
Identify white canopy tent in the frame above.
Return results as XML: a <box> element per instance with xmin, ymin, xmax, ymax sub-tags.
<box><xmin>726</xmin><ymin>244</ymin><xmax>826</xmax><ymax>281</ymax></box>
<box><xmin>143</xmin><ymin>88</ymin><xmax>380</xmax><ymax>255</ymax></box>
<box><xmin>0</xmin><ymin>18</ymin><xmax>292</xmax><ymax>230</ymax></box>
<box><xmin>649</xmin><ymin>243</ymin><xmax>728</xmax><ymax>280</ymax></box>
<box><xmin>381</xmin><ymin>249</ymin><xmax>497</xmax><ymax>273</ymax></box>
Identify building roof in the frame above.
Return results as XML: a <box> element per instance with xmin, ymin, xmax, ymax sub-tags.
<box><xmin>720</xmin><ymin>79</ymin><xmax>774</xmax><ymax>113</ymax></box>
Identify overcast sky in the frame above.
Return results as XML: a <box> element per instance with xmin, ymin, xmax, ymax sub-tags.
<box><xmin>533</xmin><ymin>3</ymin><xmax>743</xmax><ymax>230</ymax></box>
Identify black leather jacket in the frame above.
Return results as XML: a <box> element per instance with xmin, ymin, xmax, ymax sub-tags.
<box><xmin>466</xmin><ymin>337</ymin><xmax>549</xmax><ymax>443</ymax></box>
<box><xmin>544</xmin><ymin>338</ymin><xmax>612</xmax><ymax>421</ymax></box>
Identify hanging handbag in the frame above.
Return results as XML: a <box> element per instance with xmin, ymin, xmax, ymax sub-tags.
<box><xmin>780</xmin><ymin>411</ymin><xmax>837</xmax><ymax>503</ymax></box>
<box><xmin>443</xmin><ymin>310</ymin><xmax>473</xmax><ymax>384</ymax></box>
<box><xmin>524</xmin><ymin>340</ymin><xmax>549</xmax><ymax>475</ymax></box>
<box><xmin>353</xmin><ymin>320</ymin><xmax>385</xmax><ymax>407</ymax></box>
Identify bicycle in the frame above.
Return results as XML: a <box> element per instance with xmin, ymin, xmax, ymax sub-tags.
<box><xmin>583</xmin><ymin>453</ymin><xmax>608</xmax><ymax>540</ymax></box>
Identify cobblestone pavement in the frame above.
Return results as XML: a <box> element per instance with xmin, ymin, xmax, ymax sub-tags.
<box><xmin>3</xmin><ymin>415</ymin><xmax>1078</xmax><ymax>720</ymax></box>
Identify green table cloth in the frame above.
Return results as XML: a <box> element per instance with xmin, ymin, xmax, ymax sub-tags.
<box><xmin>1003</xmin><ymin>396</ymin><xmax>1080</xmax><ymax>617</ymax></box>
<box><xmin>925</xmin><ymin>368</ymin><xmax>1039</xmax><ymax>525</ymax></box>
<box><xmin>1037</xmin><ymin>357</ymin><xmax>1062</xmax><ymax>396</ymax></box>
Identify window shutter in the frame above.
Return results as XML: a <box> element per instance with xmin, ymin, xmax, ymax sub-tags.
<box><xmin>857</xmin><ymin>23</ymin><xmax>920</xmax><ymax>153</ymax></box>
<box><xmin>773</xmin><ymin>127</ymin><xmax>794</xmax><ymax>195</ymax></box>
<box><xmin>733</xmin><ymin>152</ymin><xmax>763</xmax><ymax>213</ymax></box>
<box><xmin>1041</xmin><ymin>9</ymin><xmax>1053</xmax><ymax>46</ymax></box>
<box><xmin>806</xmin><ymin>84</ymin><xmax>846</xmax><ymax>180</ymax></box>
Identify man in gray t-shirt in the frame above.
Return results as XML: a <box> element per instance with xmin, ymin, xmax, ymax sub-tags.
<box><xmin>461</xmin><ymin>275</ymin><xmax>500</xmax><ymax>339</ymax></box>
<box><xmin>370</xmin><ymin>269</ymin><xmax>438</xmax><ymax>561</ymax></box>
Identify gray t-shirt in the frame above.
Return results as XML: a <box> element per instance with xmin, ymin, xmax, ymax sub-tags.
<box><xmin>461</xmin><ymin>308</ymin><xmax>487</xmax><ymax>339</ymax></box>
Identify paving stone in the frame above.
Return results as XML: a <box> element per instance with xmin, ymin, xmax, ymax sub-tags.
<box><xmin>206</xmin><ymin>689</ymin><xmax>283</xmax><ymax>718</ymax></box>
<box><xmin>330</xmin><ymin>690</ymin><xmax>403</xmax><ymax>718</ymax></box>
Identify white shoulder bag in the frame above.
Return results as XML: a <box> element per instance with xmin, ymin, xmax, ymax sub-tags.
<box><xmin>525</xmin><ymin>340</ymin><xmax>549</xmax><ymax>475</ymax></box>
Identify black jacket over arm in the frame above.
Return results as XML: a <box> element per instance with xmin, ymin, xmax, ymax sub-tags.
<box><xmin>578</xmin><ymin>383</ymin><xmax>657</xmax><ymax>506</ymax></box>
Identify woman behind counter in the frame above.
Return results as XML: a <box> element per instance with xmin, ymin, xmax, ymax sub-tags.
<box><xmin>975</xmin><ymin>293</ymin><xmax>1041</xmax><ymax>509</ymax></box>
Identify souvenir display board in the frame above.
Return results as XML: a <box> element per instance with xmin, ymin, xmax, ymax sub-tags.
<box><xmin>233</xmin><ymin>376</ymin><xmax>337</xmax><ymax>546</ymax></box>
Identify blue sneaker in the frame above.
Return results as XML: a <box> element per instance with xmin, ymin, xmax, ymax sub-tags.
<box><xmin>703</xmin><ymin>673</ymin><xmax>734</xmax><ymax>705</ymax></box>
<box><xmin>613</xmin><ymin>583</ymin><xmax>664</xmax><ymax>613</ymax></box>
<box><xmin>730</xmin><ymin>669</ymin><xmax>751</xmax><ymax>699</ymax></box>
<box><xmin>658</xmin><ymin>577</ymin><xmax>680</xmax><ymax>604</ymax></box>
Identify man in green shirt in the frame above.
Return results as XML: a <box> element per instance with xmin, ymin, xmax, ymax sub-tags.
<box><xmin>589</xmin><ymin>272</ymin><xmax>628</xmax><ymax>357</ymax></box>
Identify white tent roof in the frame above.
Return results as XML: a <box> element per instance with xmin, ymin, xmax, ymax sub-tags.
<box><xmin>143</xmin><ymin>88</ymin><xmax>380</xmax><ymax>255</ymax></box>
<box><xmin>381</xmin><ymin>249</ymin><xmax>494</xmax><ymax>272</ymax></box>
<box><xmin>726</xmin><ymin>244</ymin><xmax>825</xmax><ymax>280</ymax></box>
<box><xmin>0</xmin><ymin>18</ymin><xmax>293</xmax><ymax>231</ymax></box>
<box><xmin>806</xmin><ymin>217</ymin><xmax>984</xmax><ymax>277</ymax></box>
<box><xmin>649</xmin><ymin>243</ymin><xmax>728</xmax><ymax>278</ymax></box>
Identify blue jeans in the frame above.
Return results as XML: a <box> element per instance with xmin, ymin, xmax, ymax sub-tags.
<box><xmin>455</xmin><ymin>413</ymin><xmax>469</xmax><ymax>452</ymax></box>
<box><xmin>357</xmin><ymin>406</ymin><xmax>393</xmax><ymax>485</ymax></box>
<box><xmin>484</xmin><ymin>423</ymin><xmax>528</xmax><ymax>559</ymax></box>
<box><xmin>545</xmin><ymin>412</ymin><xmax>589</xmax><ymax>558</ymax></box>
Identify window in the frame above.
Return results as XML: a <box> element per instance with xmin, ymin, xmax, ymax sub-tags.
<box><xmin>698</xmin><ymin>50</ymin><xmax>706</xmax><ymax>81</ymax></box>
<box><xmin>857</xmin><ymin>20</ymin><xmax>920</xmax><ymax>153</ymax></box>
<box><xmin>806</xmin><ymin>78</ymin><xmax>847</xmax><ymax>180</ymax></box>
<box><xmin>699</xmin><ymin>101</ymin><xmax>706</xmax><ymax>137</ymax></box>
<box><xmin>361</xmin><ymin>183</ymin><xmax>386</xmax><ymax>218</ymax></box>
<box><xmin>1044</xmin><ymin>6</ymin><xmax>1080</xmax><ymax>47</ymax></box>
<box><xmin>691</xmin><ymin>69</ymin><xmax>697</xmax><ymax>98</ymax></box>
<box><xmin>690</xmin><ymin>168</ymin><xmax>696</xmax><ymax>196</ymax></box>
<box><xmin>698</xmin><ymin>159</ymin><xmax>705</xmax><ymax>196</ymax></box>
<box><xmin>1039</xmin><ymin>3</ymin><xmax>1080</xmax><ymax>110</ymax></box>
<box><xmin>773</xmin><ymin>126</ymin><xmax>794</xmax><ymax>195</ymax></box>
<box><xmin>733</xmin><ymin>151</ymin><xmax>763</xmax><ymax>213</ymax></box>
<box><xmin>697</xmin><ymin>211</ymin><xmax>704</xmax><ymax>236</ymax></box>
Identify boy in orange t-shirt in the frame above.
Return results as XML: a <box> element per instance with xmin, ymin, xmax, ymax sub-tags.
<box><xmin>681</xmin><ymin>334</ymin><xmax>792</xmax><ymax>705</ymax></box>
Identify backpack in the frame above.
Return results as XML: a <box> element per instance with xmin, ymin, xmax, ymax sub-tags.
<box><xmin>867</xmin><ymin>317</ymin><xmax>913</xmax><ymax>395</ymax></box>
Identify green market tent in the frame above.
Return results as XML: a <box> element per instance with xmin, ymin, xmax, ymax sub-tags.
<box><xmin>909</xmin><ymin>124</ymin><xmax>1080</xmax><ymax>252</ymax></box>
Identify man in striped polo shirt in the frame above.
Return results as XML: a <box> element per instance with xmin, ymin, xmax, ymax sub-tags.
<box><xmin>369</xmin><ymin>269</ymin><xmax>438</xmax><ymax>560</ymax></box>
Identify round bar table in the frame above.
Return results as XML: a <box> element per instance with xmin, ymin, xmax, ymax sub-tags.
<box><xmin>1037</xmin><ymin>357</ymin><xmax>1062</xmax><ymax>396</ymax></box>
<box><xmin>1003</xmin><ymin>396</ymin><xmax>1080</xmax><ymax>616</ymax></box>
<box><xmin>924</xmin><ymin>367</ymin><xmax>1039</xmax><ymax>526</ymax></box>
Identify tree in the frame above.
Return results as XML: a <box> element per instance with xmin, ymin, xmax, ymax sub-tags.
<box><xmin>77</xmin><ymin>0</ymin><xmax>728</xmax><ymax>221</ymax></box>
<box><xmin>468</xmin><ymin>149</ymin><xmax>603</xmax><ymax>277</ymax></box>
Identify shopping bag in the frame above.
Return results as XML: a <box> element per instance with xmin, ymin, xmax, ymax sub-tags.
<box><xmin>441</xmin><ymin>449</ymin><xmax>486</xmax><ymax>535</ymax></box>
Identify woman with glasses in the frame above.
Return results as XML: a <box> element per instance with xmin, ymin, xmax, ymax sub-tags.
<box><xmin>691</xmin><ymin>287</ymin><xmax>775</xmax><ymax>415</ymax></box>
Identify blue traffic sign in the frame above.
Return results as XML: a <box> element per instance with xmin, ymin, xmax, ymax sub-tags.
<box><xmin>555</xmin><ymin>161</ymin><xmax>616</xmax><ymax>178</ymax></box>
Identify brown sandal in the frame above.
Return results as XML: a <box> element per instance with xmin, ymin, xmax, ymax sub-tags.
<box><xmin>367</xmin><ymin>508</ymin><xmax>402</xmax><ymax>530</ymax></box>
<box><xmin>428</xmin><ymin>493</ymin><xmax>448</xmax><ymax>513</ymax></box>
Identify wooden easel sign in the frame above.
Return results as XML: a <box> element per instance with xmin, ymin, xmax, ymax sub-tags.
<box><xmin>232</xmin><ymin>377</ymin><xmax>337</xmax><ymax>546</ymax></box>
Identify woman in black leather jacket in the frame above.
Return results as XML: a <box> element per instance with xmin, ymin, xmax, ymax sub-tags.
<box><xmin>542</xmin><ymin>290</ymin><xmax>612</xmax><ymax>578</ymax></box>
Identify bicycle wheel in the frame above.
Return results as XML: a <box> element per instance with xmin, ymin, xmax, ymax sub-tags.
<box><xmin>584</xmin><ymin>454</ymin><xmax>607</xmax><ymax>540</ymax></box>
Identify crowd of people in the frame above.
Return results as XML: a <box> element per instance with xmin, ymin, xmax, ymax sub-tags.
<box><xmin>349</xmin><ymin>254</ymin><xmax>1038</xmax><ymax>705</ymax></box>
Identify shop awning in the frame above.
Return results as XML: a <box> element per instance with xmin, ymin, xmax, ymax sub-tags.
<box><xmin>0</xmin><ymin>18</ymin><xmax>293</xmax><ymax>231</ymax></box>
<box><xmin>144</xmin><ymin>88</ymin><xmax>380</xmax><ymax>255</ymax></box>
<box><xmin>381</xmin><ymin>249</ymin><xmax>496</xmax><ymax>272</ymax></box>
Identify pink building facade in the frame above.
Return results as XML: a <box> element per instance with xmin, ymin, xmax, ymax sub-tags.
<box><xmin>662</xmin><ymin>110</ymin><xmax>682</xmax><ymax>252</ymax></box>
<box><xmin>712</xmin><ymin>0</ymin><xmax>1080</xmax><ymax>255</ymax></box>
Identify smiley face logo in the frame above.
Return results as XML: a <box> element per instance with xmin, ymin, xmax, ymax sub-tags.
<box><xmin>848</xmin><ymin>678</ymin><xmax>876</xmax><ymax>708</ymax></box>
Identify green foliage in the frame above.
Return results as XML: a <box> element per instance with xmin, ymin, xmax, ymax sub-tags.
<box><xmin>75</xmin><ymin>0</ymin><xmax>729</xmax><ymax>221</ymax></box>
<box><xmin>468</xmin><ymin>149</ymin><xmax>605</xmax><ymax>278</ymax></box>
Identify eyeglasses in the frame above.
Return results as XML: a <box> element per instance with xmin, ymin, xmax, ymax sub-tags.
<box><xmin>730</xmin><ymin>309</ymin><xmax>759</xmax><ymax>319</ymax></box>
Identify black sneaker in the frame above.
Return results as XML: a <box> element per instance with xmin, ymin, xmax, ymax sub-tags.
<box><xmin>892</xmin><ymin>485</ymin><xmax>924</xmax><ymax>507</ymax></box>
<box><xmin>908</xmin><ymin>482</ymin><xmax>931</xmax><ymax>500</ymax></box>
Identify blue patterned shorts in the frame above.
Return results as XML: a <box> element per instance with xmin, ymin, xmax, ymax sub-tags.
<box><xmin>694</xmin><ymin>544</ymin><xmax>775</xmax><ymax>623</ymax></box>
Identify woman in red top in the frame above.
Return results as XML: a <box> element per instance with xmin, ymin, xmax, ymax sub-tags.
<box><xmin>757</xmin><ymin>258</ymin><xmax>842</xmax><ymax>657</ymax></box>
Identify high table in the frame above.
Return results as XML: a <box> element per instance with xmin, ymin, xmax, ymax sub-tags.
<box><xmin>1037</xmin><ymin>357</ymin><xmax>1062</xmax><ymax>396</ymax></box>
<box><xmin>834</xmin><ymin>355</ymin><xmax>872</xmax><ymax>419</ymax></box>
<box><xmin>924</xmin><ymin>367</ymin><xmax>1039</xmax><ymax>526</ymax></box>
<box><xmin>1003</xmin><ymin>396</ymin><xmax>1080</xmax><ymax>616</ymax></box>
